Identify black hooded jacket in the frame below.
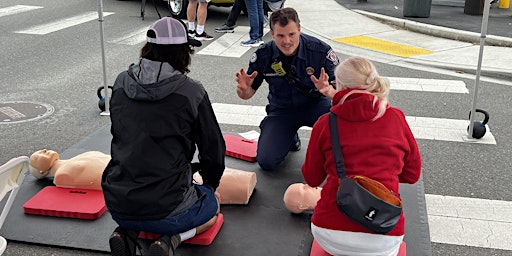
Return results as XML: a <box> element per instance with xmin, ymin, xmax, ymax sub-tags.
<box><xmin>101</xmin><ymin>59</ymin><xmax>225</xmax><ymax>220</ymax></box>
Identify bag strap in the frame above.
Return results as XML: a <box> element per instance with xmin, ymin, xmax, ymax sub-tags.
<box><xmin>329</xmin><ymin>112</ymin><xmax>346</xmax><ymax>178</ymax></box>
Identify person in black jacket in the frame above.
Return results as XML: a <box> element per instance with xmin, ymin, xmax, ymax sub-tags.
<box><xmin>101</xmin><ymin>17</ymin><xmax>226</xmax><ymax>256</ymax></box>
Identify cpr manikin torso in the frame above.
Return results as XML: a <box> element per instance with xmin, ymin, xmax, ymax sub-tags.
<box><xmin>29</xmin><ymin>149</ymin><xmax>109</xmax><ymax>190</ymax></box>
<box><xmin>283</xmin><ymin>183</ymin><xmax>322</xmax><ymax>213</ymax></box>
<box><xmin>29</xmin><ymin>149</ymin><xmax>257</xmax><ymax>204</ymax></box>
<box><xmin>193</xmin><ymin>168</ymin><xmax>257</xmax><ymax>204</ymax></box>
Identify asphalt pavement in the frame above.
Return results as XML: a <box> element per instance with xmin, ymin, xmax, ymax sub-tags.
<box><xmin>335</xmin><ymin>0</ymin><xmax>512</xmax><ymax>39</ymax></box>
<box><xmin>2</xmin><ymin>0</ymin><xmax>512</xmax><ymax>255</ymax></box>
<box><xmin>290</xmin><ymin>0</ymin><xmax>512</xmax><ymax>82</ymax></box>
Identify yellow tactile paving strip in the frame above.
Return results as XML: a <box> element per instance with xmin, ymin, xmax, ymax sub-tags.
<box><xmin>334</xmin><ymin>35</ymin><xmax>433</xmax><ymax>58</ymax></box>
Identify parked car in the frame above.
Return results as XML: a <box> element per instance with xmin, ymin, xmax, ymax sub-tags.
<box><xmin>166</xmin><ymin>0</ymin><xmax>235</xmax><ymax>19</ymax></box>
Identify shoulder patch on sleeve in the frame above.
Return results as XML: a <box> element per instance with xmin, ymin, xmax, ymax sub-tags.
<box><xmin>250</xmin><ymin>52</ymin><xmax>257</xmax><ymax>63</ymax></box>
<box><xmin>326</xmin><ymin>49</ymin><xmax>339</xmax><ymax>65</ymax></box>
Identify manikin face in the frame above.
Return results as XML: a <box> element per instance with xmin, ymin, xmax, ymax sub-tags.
<box><xmin>283</xmin><ymin>183</ymin><xmax>322</xmax><ymax>214</ymax></box>
<box><xmin>271</xmin><ymin>21</ymin><xmax>301</xmax><ymax>56</ymax></box>
<box><xmin>29</xmin><ymin>149</ymin><xmax>59</xmax><ymax>177</ymax></box>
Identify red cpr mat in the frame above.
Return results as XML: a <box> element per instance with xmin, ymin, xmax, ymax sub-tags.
<box><xmin>223</xmin><ymin>134</ymin><xmax>257</xmax><ymax>162</ymax></box>
<box><xmin>23</xmin><ymin>186</ymin><xmax>106</xmax><ymax>220</ymax></box>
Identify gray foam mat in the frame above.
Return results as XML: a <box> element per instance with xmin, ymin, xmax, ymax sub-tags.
<box><xmin>0</xmin><ymin>125</ymin><xmax>431</xmax><ymax>255</ymax></box>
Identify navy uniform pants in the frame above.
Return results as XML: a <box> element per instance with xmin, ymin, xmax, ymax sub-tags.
<box><xmin>257</xmin><ymin>99</ymin><xmax>331</xmax><ymax>170</ymax></box>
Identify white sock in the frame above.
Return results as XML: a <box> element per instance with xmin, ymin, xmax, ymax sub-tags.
<box><xmin>188</xmin><ymin>22</ymin><xmax>195</xmax><ymax>31</ymax></box>
<box><xmin>179</xmin><ymin>228</ymin><xmax>197</xmax><ymax>241</ymax></box>
<box><xmin>196</xmin><ymin>25</ymin><xmax>205</xmax><ymax>35</ymax></box>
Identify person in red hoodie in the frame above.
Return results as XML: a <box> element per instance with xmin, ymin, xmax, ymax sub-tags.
<box><xmin>302</xmin><ymin>56</ymin><xmax>422</xmax><ymax>255</ymax></box>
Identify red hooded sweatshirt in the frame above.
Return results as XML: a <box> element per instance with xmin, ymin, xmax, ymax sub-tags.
<box><xmin>302</xmin><ymin>89</ymin><xmax>422</xmax><ymax>236</ymax></box>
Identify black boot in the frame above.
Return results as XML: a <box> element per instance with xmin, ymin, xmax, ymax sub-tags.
<box><xmin>109</xmin><ymin>227</ymin><xmax>139</xmax><ymax>256</ymax></box>
<box><xmin>289</xmin><ymin>133</ymin><xmax>301</xmax><ymax>152</ymax></box>
<box><xmin>148</xmin><ymin>234</ymin><xmax>181</xmax><ymax>256</ymax></box>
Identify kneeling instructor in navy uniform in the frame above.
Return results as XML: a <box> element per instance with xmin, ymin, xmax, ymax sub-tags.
<box><xmin>236</xmin><ymin>7</ymin><xmax>339</xmax><ymax>171</ymax></box>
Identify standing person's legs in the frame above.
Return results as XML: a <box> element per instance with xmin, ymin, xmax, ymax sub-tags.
<box><xmin>187</xmin><ymin>0</ymin><xmax>199</xmax><ymax>34</ymax></box>
<box><xmin>245</xmin><ymin>0</ymin><xmax>257</xmax><ymax>40</ymax></box>
<box><xmin>196</xmin><ymin>1</ymin><xmax>208</xmax><ymax>27</ymax></box>
<box><xmin>227</xmin><ymin>0</ymin><xmax>245</xmax><ymax>26</ymax></box>
<box><xmin>216</xmin><ymin>0</ymin><xmax>245</xmax><ymax>32</ymax></box>
<box><xmin>256</xmin><ymin>0</ymin><xmax>264</xmax><ymax>39</ymax></box>
<box><xmin>195</xmin><ymin>0</ymin><xmax>214</xmax><ymax>40</ymax></box>
<box><xmin>242</xmin><ymin>0</ymin><xmax>264</xmax><ymax>46</ymax></box>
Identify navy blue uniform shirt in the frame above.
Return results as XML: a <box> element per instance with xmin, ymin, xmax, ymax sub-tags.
<box><xmin>247</xmin><ymin>33</ymin><xmax>339</xmax><ymax>109</ymax></box>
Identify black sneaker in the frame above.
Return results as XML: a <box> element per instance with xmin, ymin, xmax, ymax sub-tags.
<box><xmin>195</xmin><ymin>31</ymin><xmax>214</xmax><ymax>41</ymax></box>
<box><xmin>109</xmin><ymin>227</ymin><xmax>139</xmax><ymax>256</ymax></box>
<box><xmin>187</xmin><ymin>29</ymin><xmax>196</xmax><ymax>37</ymax></box>
<box><xmin>289</xmin><ymin>133</ymin><xmax>301</xmax><ymax>152</ymax></box>
<box><xmin>215</xmin><ymin>24</ymin><xmax>235</xmax><ymax>33</ymax></box>
<box><xmin>149</xmin><ymin>234</ymin><xmax>181</xmax><ymax>256</ymax></box>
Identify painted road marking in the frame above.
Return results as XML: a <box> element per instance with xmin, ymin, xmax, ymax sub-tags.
<box><xmin>196</xmin><ymin>26</ymin><xmax>270</xmax><ymax>57</ymax></box>
<box><xmin>109</xmin><ymin>27</ymin><xmax>148</xmax><ymax>45</ymax></box>
<box><xmin>389</xmin><ymin>77</ymin><xmax>469</xmax><ymax>94</ymax></box>
<box><xmin>0</xmin><ymin>5</ymin><xmax>42</xmax><ymax>18</ymax></box>
<box><xmin>212</xmin><ymin>103</ymin><xmax>496</xmax><ymax>144</ymax></box>
<box><xmin>15</xmin><ymin>11</ymin><xmax>114</xmax><ymax>35</ymax></box>
<box><xmin>334</xmin><ymin>35</ymin><xmax>433</xmax><ymax>57</ymax></box>
<box><xmin>197</xmin><ymin>26</ymin><xmax>251</xmax><ymax>57</ymax></box>
<box><xmin>426</xmin><ymin>194</ymin><xmax>512</xmax><ymax>251</ymax></box>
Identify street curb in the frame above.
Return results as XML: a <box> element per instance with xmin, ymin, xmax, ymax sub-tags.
<box><xmin>354</xmin><ymin>10</ymin><xmax>512</xmax><ymax>48</ymax></box>
<box><xmin>401</xmin><ymin>58</ymin><xmax>512</xmax><ymax>81</ymax></box>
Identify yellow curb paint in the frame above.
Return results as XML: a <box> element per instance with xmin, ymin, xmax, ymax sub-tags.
<box><xmin>334</xmin><ymin>35</ymin><xmax>433</xmax><ymax>58</ymax></box>
<box><xmin>499</xmin><ymin>0</ymin><xmax>510</xmax><ymax>9</ymax></box>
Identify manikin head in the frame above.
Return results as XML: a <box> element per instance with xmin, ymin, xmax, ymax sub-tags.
<box><xmin>29</xmin><ymin>149</ymin><xmax>60</xmax><ymax>179</ymax></box>
<box><xmin>283</xmin><ymin>183</ymin><xmax>322</xmax><ymax>214</ymax></box>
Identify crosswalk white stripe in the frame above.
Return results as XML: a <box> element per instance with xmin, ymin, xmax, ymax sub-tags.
<box><xmin>197</xmin><ymin>26</ymin><xmax>270</xmax><ymax>57</ymax></box>
<box><xmin>197</xmin><ymin>26</ymin><xmax>251</xmax><ymax>57</ymax></box>
<box><xmin>15</xmin><ymin>11</ymin><xmax>114</xmax><ymax>35</ymax></box>
<box><xmin>109</xmin><ymin>27</ymin><xmax>148</xmax><ymax>45</ymax></box>
<box><xmin>212</xmin><ymin>103</ymin><xmax>496</xmax><ymax>144</ymax></box>
<box><xmin>389</xmin><ymin>77</ymin><xmax>469</xmax><ymax>93</ymax></box>
<box><xmin>0</xmin><ymin>5</ymin><xmax>42</xmax><ymax>18</ymax></box>
<box><xmin>406</xmin><ymin>116</ymin><xmax>495</xmax><ymax>144</ymax></box>
<box><xmin>426</xmin><ymin>194</ymin><xmax>512</xmax><ymax>251</ymax></box>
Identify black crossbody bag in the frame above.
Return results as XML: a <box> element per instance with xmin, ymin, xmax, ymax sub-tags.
<box><xmin>329</xmin><ymin>112</ymin><xmax>402</xmax><ymax>234</ymax></box>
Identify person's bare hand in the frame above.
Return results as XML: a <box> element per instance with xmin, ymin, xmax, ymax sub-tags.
<box><xmin>236</xmin><ymin>68</ymin><xmax>257</xmax><ymax>91</ymax></box>
<box><xmin>310</xmin><ymin>68</ymin><xmax>335</xmax><ymax>99</ymax></box>
<box><xmin>236</xmin><ymin>68</ymin><xmax>258</xmax><ymax>99</ymax></box>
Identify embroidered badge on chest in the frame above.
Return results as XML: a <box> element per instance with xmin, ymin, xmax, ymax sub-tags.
<box><xmin>250</xmin><ymin>53</ymin><xmax>257</xmax><ymax>63</ymax></box>
<box><xmin>326</xmin><ymin>49</ymin><xmax>339</xmax><ymax>65</ymax></box>
<box><xmin>306</xmin><ymin>67</ymin><xmax>315</xmax><ymax>76</ymax></box>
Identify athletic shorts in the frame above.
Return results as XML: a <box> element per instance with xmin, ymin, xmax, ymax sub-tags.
<box><xmin>189</xmin><ymin>0</ymin><xmax>211</xmax><ymax>3</ymax></box>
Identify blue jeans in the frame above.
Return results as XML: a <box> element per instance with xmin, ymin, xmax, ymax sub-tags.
<box><xmin>256</xmin><ymin>99</ymin><xmax>331</xmax><ymax>170</ymax></box>
<box><xmin>245</xmin><ymin>0</ymin><xmax>264</xmax><ymax>40</ymax></box>
<box><xmin>112</xmin><ymin>185</ymin><xmax>218</xmax><ymax>235</ymax></box>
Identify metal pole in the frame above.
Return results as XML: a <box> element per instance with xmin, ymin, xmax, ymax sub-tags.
<box><xmin>98</xmin><ymin>0</ymin><xmax>110</xmax><ymax>116</ymax></box>
<box><xmin>468</xmin><ymin>0</ymin><xmax>490</xmax><ymax>139</ymax></box>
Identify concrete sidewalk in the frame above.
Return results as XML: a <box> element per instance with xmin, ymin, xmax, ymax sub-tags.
<box><xmin>286</xmin><ymin>0</ymin><xmax>512</xmax><ymax>81</ymax></box>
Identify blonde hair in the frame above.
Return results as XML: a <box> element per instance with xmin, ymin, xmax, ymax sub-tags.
<box><xmin>335</xmin><ymin>56</ymin><xmax>390</xmax><ymax>121</ymax></box>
